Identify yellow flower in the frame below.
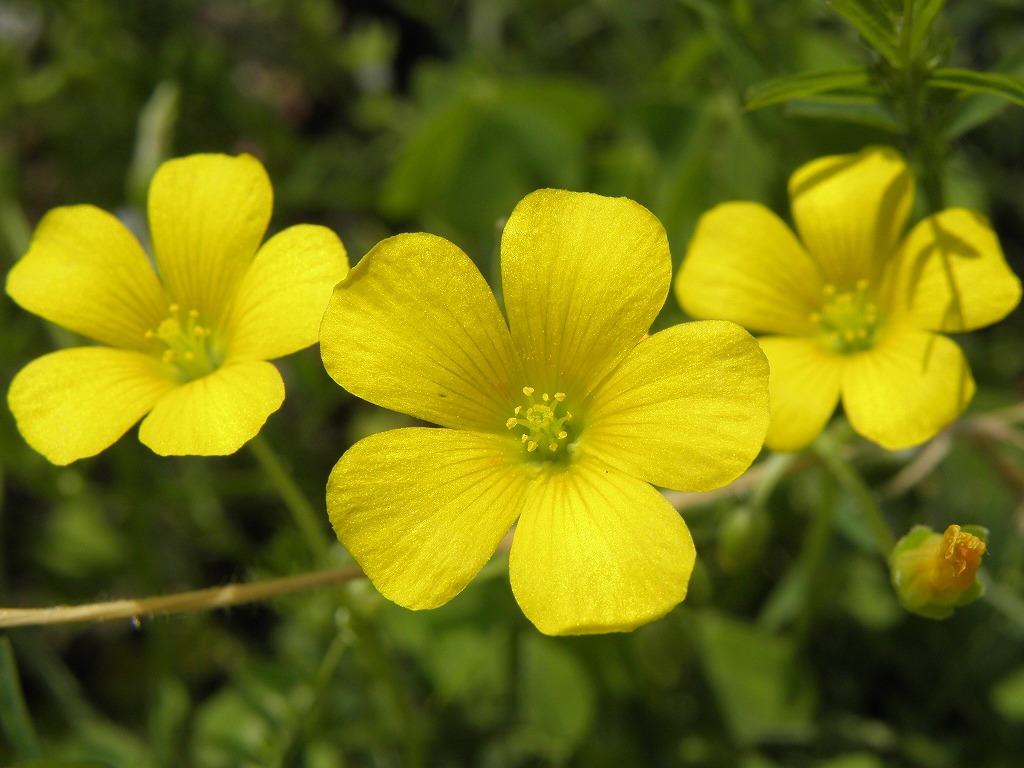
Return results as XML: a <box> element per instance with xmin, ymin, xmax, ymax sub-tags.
<box><xmin>890</xmin><ymin>524</ymin><xmax>987</xmax><ymax>619</ymax></box>
<box><xmin>6</xmin><ymin>154</ymin><xmax>348</xmax><ymax>464</ymax></box>
<box><xmin>676</xmin><ymin>146</ymin><xmax>1021</xmax><ymax>452</ymax></box>
<box><xmin>320</xmin><ymin>189</ymin><xmax>769</xmax><ymax>635</ymax></box>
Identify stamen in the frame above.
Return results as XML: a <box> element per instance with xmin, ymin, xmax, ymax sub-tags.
<box><xmin>507</xmin><ymin>387</ymin><xmax>574</xmax><ymax>460</ymax></box>
<box><xmin>146</xmin><ymin>304</ymin><xmax>220</xmax><ymax>380</ymax></box>
<box><xmin>813</xmin><ymin>280</ymin><xmax>883</xmax><ymax>355</ymax></box>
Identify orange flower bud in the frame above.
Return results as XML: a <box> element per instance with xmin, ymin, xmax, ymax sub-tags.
<box><xmin>890</xmin><ymin>524</ymin><xmax>988</xmax><ymax>619</ymax></box>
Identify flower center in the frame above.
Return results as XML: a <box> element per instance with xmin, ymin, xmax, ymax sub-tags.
<box><xmin>506</xmin><ymin>387</ymin><xmax>573</xmax><ymax>458</ymax></box>
<box><xmin>810</xmin><ymin>280</ymin><xmax>882</xmax><ymax>354</ymax></box>
<box><xmin>146</xmin><ymin>304</ymin><xmax>219</xmax><ymax>380</ymax></box>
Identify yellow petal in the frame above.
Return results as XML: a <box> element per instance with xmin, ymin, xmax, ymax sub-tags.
<box><xmin>320</xmin><ymin>232</ymin><xmax>521</xmax><ymax>432</ymax></box>
<box><xmin>676</xmin><ymin>202</ymin><xmax>822</xmax><ymax>334</ymax></box>
<box><xmin>138</xmin><ymin>360</ymin><xmax>284</xmax><ymax>455</ymax></box>
<box><xmin>149</xmin><ymin>154</ymin><xmax>272</xmax><ymax>323</ymax></box>
<box><xmin>790</xmin><ymin>146</ymin><xmax>912</xmax><ymax>286</ymax></box>
<box><xmin>327</xmin><ymin>428</ymin><xmax>528</xmax><ymax>609</ymax></box>
<box><xmin>885</xmin><ymin>209</ymin><xmax>1022</xmax><ymax>332</ymax></box>
<box><xmin>842</xmin><ymin>326</ymin><xmax>974</xmax><ymax>450</ymax></box>
<box><xmin>584</xmin><ymin>320</ymin><xmax>769</xmax><ymax>491</ymax></box>
<box><xmin>226</xmin><ymin>224</ymin><xmax>348</xmax><ymax>361</ymax></box>
<box><xmin>758</xmin><ymin>336</ymin><xmax>843</xmax><ymax>452</ymax></box>
<box><xmin>501</xmin><ymin>189</ymin><xmax>670</xmax><ymax>396</ymax></box>
<box><xmin>509</xmin><ymin>459</ymin><xmax>695</xmax><ymax>635</ymax></box>
<box><xmin>8</xmin><ymin>347</ymin><xmax>175</xmax><ymax>465</ymax></box>
<box><xmin>6</xmin><ymin>206</ymin><xmax>167</xmax><ymax>350</ymax></box>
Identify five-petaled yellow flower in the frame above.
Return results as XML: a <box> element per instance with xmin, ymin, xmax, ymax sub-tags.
<box><xmin>7</xmin><ymin>154</ymin><xmax>348</xmax><ymax>464</ymax></box>
<box><xmin>676</xmin><ymin>146</ymin><xmax>1021</xmax><ymax>452</ymax></box>
<box><xmin>320</xmin><ymin>189</ymin><xmax>769</xmax><ymax>635</ymax></box>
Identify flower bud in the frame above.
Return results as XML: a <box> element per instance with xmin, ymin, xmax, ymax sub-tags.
<box><xmin>889</xmin><ymin>524</ymin><xmax>987</xmax><ymax>619</ymax></box>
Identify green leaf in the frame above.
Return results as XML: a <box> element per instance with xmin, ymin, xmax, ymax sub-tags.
<box><xmin>928</xmin><ymin>68</ymin><xmax>1024</xmax><ymax>107</ymax></box>
<box><xmin>827</xmin><ymin>0</ymin><xmax>901</xmax><ymax>66</ymax></box>
<box><xmin>816</xmin><ymin>753</ymin><xmax>886</xmax><ymax>768</ymax></box>
<box><xmin>744</xmin><ymin>66</ymin><xmax>874</xmax><ymax>110</ymax></box>
<box><xmin>517</xmin><ymin>634</ymin><xmax>596</xmax><ymax>761</ymax></box>
<box><xmin>944</xmin><ymin>46</ymin><xmax>1024</xmax><ymax>138</ymax></box>
<box><xmin>909</xmin><ymin>0</ymin><xmax>945</xmax><ymax>56</ymax></box>
<box><xmin>0</xmin><ymin>638</ymin><xmax>42</xmax><ymax>761</ymax></box>
<box><xmin>991</xmin><ymin>666</ymin><xmax>1024</xmax><ymax>722</ymax></box>
<box><xmin>9</xmin><ymin>762</ymin><xmax>114</xmax><ymax>768</ymax></box>
<box><xmin>127</xmin><ymin>80</ymin><xmax>179</xmax><ymax>206</ymax></box>
<box><xmin>783</xmin><ymin>98</ymin><xmax>902</xmax><ymax>132</ymax></box>
<box><xmin>696</xmin><ymin>612</ymin><xmax>817</xmax><ymax>745</ymax></box>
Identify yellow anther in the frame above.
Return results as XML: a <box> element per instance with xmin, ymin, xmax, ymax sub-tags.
<box><xmin>813</xmin><ymin>281</ymin><xmax>883</xmax><ymax>355</ymax></box>
<box><xmin>148</xmin><ymin>305</ymin><xmax>219</xmax><ymax>379</ymax></box>
<box><xmin>508</xmin><ymin>386</ymin><xmax>574</xmax><ymax>460</ymax></box>
<box><xmin>943</xmin><ymin>524</ymin><xmax>986</xmax><ymax>577</ymax></box>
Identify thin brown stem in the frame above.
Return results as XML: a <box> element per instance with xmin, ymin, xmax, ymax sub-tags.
<box><xmin>0</xmin><ymin>566</ymin><xmax>363</xmax><ymax>629</ymax></box>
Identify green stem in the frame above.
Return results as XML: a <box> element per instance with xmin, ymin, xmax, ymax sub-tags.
<box><xmin>0</xmin><ymin>637</ymin><xmax>41</xmax><ymax>760</ymax></box>
<box><xmin>812</xmin><ymin>431</ymin><xmax>896</xmax><ymax>555</ymax></box>
<box><xmin>750</xmin><ymin>451</ymin><xmax>799</xmax><ymax>510</ymax></box>
<box><xmin>895</xmin><ymin>0</ymin><xmax>945</xmax><ymax>213</ymax></box>
<box><xmin>247</xmin><ymin>435</ymin><xmax>331</xmax><ymax>566</ymax></box>
<box><xmin>793</xmin><ymin>467</ymin><xmax>839</xmax><ymax>643</ymax></box>
<box><xmin>270</xmin><ymin>629</ymin><xmax>350</xmax><ymax>768</ymax></box>
<box><xmin>982</xmin><ymin>573</ymin><xmax>1024</xmax><ymax>631</ymax></box>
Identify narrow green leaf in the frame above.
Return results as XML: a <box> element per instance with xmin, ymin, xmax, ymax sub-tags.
<box><xmin>127</xmin><ymin>81</ymin><xmax>180</xmax><ymax>206</ymax></box>
<box><xmin>783</xmin><ymin>98</ymin><xmax>902</xmax><ymax>133</ymax></box>
<box><xmin>943</xmin><ymin>53</ymin><xmax>1024</xmax><ymax>139</ymax></box>
<box><xmin>928</xmin><ymin>68</ymin><xmax>1024</xmax><ymax>107</ymax></box>
<box><xmin>10</xmin><ymin>762</ymin><xmax>111</xmax><ymax>768</ymax></box>
<box><xmin>909</xmin><ymin>0</ymin><xmax>945</xmax><ymax>55</ymax></box>
<box><xmin>828</xmin><ymin>0</ymin><xmax>901</xmax><ymax>66</ymax></box>
<box><xmin>0</xmin><ymin>637</ymin><xmax>42</xmax><ymax>760</ymax></box>
<box><xmin>744</xmin><ymin>66</ymin><xmax>874</xmax><ymax>110</ymax></box>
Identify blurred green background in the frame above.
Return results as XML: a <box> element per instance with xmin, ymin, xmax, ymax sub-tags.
<box><xmin>2</xmin><ymin>1</ymin><xmax>1024</xmax><ymax>766</ymax></box>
